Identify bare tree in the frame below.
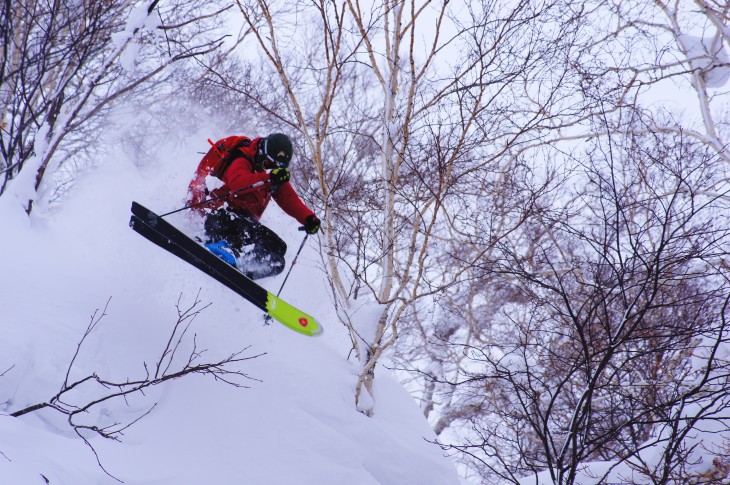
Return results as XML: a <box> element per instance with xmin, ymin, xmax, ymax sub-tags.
<box><xmin>0</xmin><ymin>0</ymin><xmax>230</xmax><ymax>213</ymax></box>
<box><xmin>7</xmin><ymin>294</ymin><xmax>262</xmax><ymax>479</ymax></box>
<box><xmin>385</xmin><ymin>1</ymin><xmax>730</xmax><ymax>482</ymax></box>
<box><xmin>227</xmin><ymin>0</ymin><xmax>591</xmax><ymax>415</ymax></box>
<box><xmin>433</xmin><ymin>114</ymin><xmax>730</xmax><ymax>484</ymax></box>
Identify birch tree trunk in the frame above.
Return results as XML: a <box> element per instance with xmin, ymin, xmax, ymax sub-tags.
<box><xmin>0</xmin><ymin>0</ymin><xmax>229</xmax><ymax>213</ymax></box>
<box><xmin>231</xmin><ymin>0</ymin><xmax>586</xmax><ymax>415</ymax></box>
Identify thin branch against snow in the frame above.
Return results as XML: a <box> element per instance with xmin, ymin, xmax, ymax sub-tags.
<box><xmin>8</xmin><ymin>294</ymin><xmax>264</xmax><ymax>477</ymax></box>
<box><xmin>62</xmin><ymin>297</ymin><xmax>111</xmax><ymax>392</ymax></box>
<box><xmin>0</xmin><ymin>365</ymin><xmax>15</xmax><ymax>378</ymax></box>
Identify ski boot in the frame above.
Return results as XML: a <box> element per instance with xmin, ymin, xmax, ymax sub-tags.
<box><xmin>204</xmin><ymin>240</ymin><xmax>239</xmax><ymax>267</ymax></box>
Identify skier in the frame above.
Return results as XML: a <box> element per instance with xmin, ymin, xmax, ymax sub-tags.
<box><xmin>188</xmin><ymin>133</ymin><xmax>320</xmax><ymax>280</ymax></box>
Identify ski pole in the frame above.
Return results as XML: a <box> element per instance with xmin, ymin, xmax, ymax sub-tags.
<box><xmin>159</xmin><ymin>180</ymin><xmax>269</xmax><ymax>218</ymax></box>
<box><xmin>275</xmin><ymin>232</ymin><xmax>309</xmax><ymax>297</ymax></box>
<box><xmin>263</xmin><ymin>232</ymin><xmax>308</xmax><ymax>325</ymax></box>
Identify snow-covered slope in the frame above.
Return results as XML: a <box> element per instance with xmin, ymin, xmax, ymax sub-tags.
<box><xmin>0</xmin><ymin>134</ymin><xmax>461</xmax><ymax>484</ymax></box>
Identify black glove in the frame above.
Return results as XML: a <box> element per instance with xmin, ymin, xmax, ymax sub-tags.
<box><xmin>303</xmin><ymin>214</ymin><xmax>321</xmax><ymax>234</ymax></box>
<box><xmin>269</xmin><ymin>167</ymin><xmax>291</xmax><ymax>186</ymax></box>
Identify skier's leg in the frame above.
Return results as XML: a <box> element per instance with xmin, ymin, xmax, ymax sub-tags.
<box><xmin>231</xmin><ymin>217</ymin><xmax>288</xmax><ymax>280</ymax></box>
<box><xmin>204</xmin><ymin>209</ymin><xmax>242</xmax><ymax>246</ymax></box>
<box><xmin>203</xmin><ymin>209</ymin><xmax>243</xmax><ymax>265</ymax></box>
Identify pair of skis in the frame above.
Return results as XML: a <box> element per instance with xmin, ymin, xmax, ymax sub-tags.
<box><xmin>129</xmin><ymin>202</ymin><xmax>322</xmax><ymax>337</ymax></box>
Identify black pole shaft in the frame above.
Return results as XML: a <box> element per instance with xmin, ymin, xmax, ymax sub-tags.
<box><xmin>276</xmin><ymin>233</ymin><xmax>309</xmax><ymax>297</ymax></box>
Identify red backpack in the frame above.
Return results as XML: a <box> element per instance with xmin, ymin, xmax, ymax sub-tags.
<box><xmin>187</xmin><ymin>136</ymin><xmax>252</xmax><ymax>207</ymax></box>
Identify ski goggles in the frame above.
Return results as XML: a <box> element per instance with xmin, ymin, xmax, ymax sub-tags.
<box><xmin>260</xmin><ymin>138</ymin><xmax>291</xmax><ymax>169</ymax></box>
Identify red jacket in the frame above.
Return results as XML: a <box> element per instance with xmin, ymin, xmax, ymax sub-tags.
<box><xmin>189</xmin><ymin>137</ymin><xmax>315</xmax><ymax>224</ymax></box>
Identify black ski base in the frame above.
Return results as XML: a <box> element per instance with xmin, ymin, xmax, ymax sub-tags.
<box><xmin>129</xmin><ymin>201</ymin><xmax>268</xmax><ymax>311</ymax></box>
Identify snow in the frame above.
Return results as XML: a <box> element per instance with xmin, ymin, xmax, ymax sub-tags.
<box><xmin>350</xmin><ymin>302</ymin><xmax>384</xmax><ymax>362</ymax></box>
<box><xmin>679</xmin><ymin>34</ymin><xmax>730</xmax><ymax>88</ymax></box>
<box><xmin>0</xmin><ymin>133</ymin><xmax>460</xmax><ymax>483</ymax></box>
<box><xmin>111</xmin><ymin>2</ymin><xmax>162</xmax><ymax>73</ymax></box>
<box><xmin>3</xmin><ymin>122</ymin><xmax>51</xmax><ymax>212</ymax></box>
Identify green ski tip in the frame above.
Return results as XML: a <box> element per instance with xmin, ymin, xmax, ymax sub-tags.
<box><xmin>266</xmin><ymin>293</ymin><xmax>323</xmax><ymax>337</ymax></box>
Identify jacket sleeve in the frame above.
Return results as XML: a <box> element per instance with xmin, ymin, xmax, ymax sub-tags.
<box><xmin>220</xmin><ymin>157</ymin><xmax>269</xmax><ymax>191</ymax></box>
<box><xmin>272</xmin><ymin>182</ymin><xmax>315</xmax><ymax>225</ymax></box>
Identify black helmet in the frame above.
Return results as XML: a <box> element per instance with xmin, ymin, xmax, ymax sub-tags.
<box><xmin>258</xmin><ymin>133</ymin><xmax>293</xmax><ymax>168</ymax></box>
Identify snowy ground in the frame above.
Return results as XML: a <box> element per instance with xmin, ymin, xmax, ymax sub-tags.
<box><xmin>0</xmin><ymin>133</ymin><xmax>461</xmax><ymax>484</ymax></box>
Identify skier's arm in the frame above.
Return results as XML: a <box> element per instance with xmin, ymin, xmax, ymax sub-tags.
<box><xmin>220</xmin><ymin>157</ymin><xmax>269</xmax><ymax>191</ymax></box>
<box><xmin>272</xmin><ymin>182</ymin><xmax>315</xmax><ymax>225</ymax></box>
